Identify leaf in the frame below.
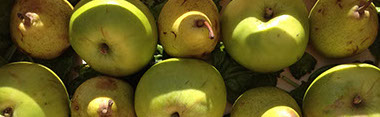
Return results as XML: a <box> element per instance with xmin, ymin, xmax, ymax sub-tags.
<box><xmin>289</xmin><ymin>64</ymin><xmax>338</xmax><ymax>107</ymax></box>
<box><xmin>210</xmin><ymin>42</ymin><xmax>280</xmax><ymax>103</ymax></box>
<box><xmin>289</xmin><ymin>52</ymin><xmax>317</xmax><ymax>80</ymax></box>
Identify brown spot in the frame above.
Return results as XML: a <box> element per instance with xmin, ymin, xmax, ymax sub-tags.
<box><xmin>163</xmin><ymin>32</ymin><xmax>167</xmax><ymax>34</ymax></box>
<box><xmin>277</xmin><ymin>34</ymin><xmax>280</xmax><ymax>37</ymax></box>
<box><xmin>315</xmin><ymin>27</ymin><xmax>319</xmax><ymax>31</ymax></box>
<box><xmin>95</xmin><ymin>78</ymin><xmax>117</xmax><ymax>90</ymax></box>
<box><xmin>296</xmin><ymin>33</ymin><xmax>300</xmax><ymax>37</ymax></box>
<box><xmin>17</xmin><ymin>13</ymin><xmax>24</xmax><ymax>20</ymax></box>
<box><xmin>200</xmin><ymin>81</ymin><xmax>207</xmax><ymax>88</ymax></box>
<box><xmin>359</xmin><ymin>28</ymin><xmax>364</xmax><ymax>32</ymax></box>
<box><xmin>181</xmin><ymin>0</ymin><xmax>187</xmax><ymax>6</ymax></box>
<box><xmin>360</xmin><ymin>37</ymin><xmax>369</xmax><ymax>45</ymax></box>
<box><xmin>318</xmin><ymin>9</ymin><xmax>322</xmax><ymax>13</ymax></box>
<box><xmin>185</xmin><ymin>80</ymin><xmax>190</xmax><ymax>84</ymax></box>
<box><xmin>75</xmin><ymin>106</ymin><xmax>79</xmax><ymax>110</ymax></box>
<box><xmin>353</xmin><ymin>46</ymin><xmax>359</xmax><ymax>54</ymax></box>
<box><xmin>347</xmin><ymin>40</ymin><xmax>353</xmax><ymax>45</ymax></box>
<box><xmin>338</xmin><ymin>4</ymin><xmax>343</xmax><ymax>9</ymax></box>
<box><xmin>171</xmin><ymin>31</ymin><xmax>177</xmax><ymax>38</ymax></box>
<box><xmin>44</xmin><ymin>102</ymin><xmax>48</xmax><ymax>105</ymax></box>
<box><xmin>336</xmin><ymin>0</ymin><xmax>343</xmax><ymax>9</ymax></box>
<box><xmin>100</xmin><ymin>27</ymin><xmax>107</xmax><ymax>37</ymax></box>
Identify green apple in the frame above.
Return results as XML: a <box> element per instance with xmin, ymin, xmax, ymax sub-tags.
<box><xmin>303</xmin><ymin>63</ymin><xmax>380</xmax><ymax>116</ymax></box>
<box><xmin>10</xmin><ymin>0</ymin><xmax>73</xmax><ymax>59</ymax></box>
<box><xmin>231</xmin><ymin>87</ymin><xmax>301</xmax><ymax>117</ymax></box>
<box><xmin>0</xmin><ymin>62</ymin><xmax>70</xmax><ymax>117</ymax></box>
<box><xmin>135</xmin><ymin>58</ymin><xmax>227</xmax><ymax>117</ymax></box>
<box><xmin>71</xmin><ymin>76</ymin><xmax>136</xmax><ymax>117</ymax></box>
<box><xmin>221</xmin><ymin>0</ymin><xmax>309</xmax><ymax>73</ymax></box>
<box><xmin>69</xmin><ymin>0</ymin><xmax>157</xmax><ymax>77</ymax></box>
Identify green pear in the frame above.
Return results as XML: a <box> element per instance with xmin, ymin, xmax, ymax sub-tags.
<box><xmin>71</xmin><ymin>76</ymin><xmax>136</xmax><ymax>117</ymax></box>
<box><xmin>231</xmin><ymin>87</ymin><xmax>301</xmax><ymax>117</ymax></box>
<box><xmin>69</xmin><ymin>0</ymin><xmax>157</xmax><ymax>77</ymax></box>
<box><xmin>309</xmin><ymin>0</ymin><xmax>378</xmax><ymax>58</ymax></box>
<box><xmin>10</xmin><ymin>0</ymin><xmax>73</xmax><ymax>59</ymax></box>
<box><xmin>221</xmin><ymin>0</ymin><xmax>309</xmax><ymax>73</ymax></box>
<box><xmin>135</xmin><ymin>58</ymin><xmax>227</xmax><ymax>117</ymax></box>
<box><xmin>158</xmin><ymin>0</ymin><xmax>219</xmax><ymax>59</ymax></box>
<box><xmin>0</xmin><ymin>62</ymin><xmax>70</xmax><ymax>117</ymax></box>
<box><xmin>303</xmin><ymin>63</ymin><xmax>380</xmax><ymax>116</ymax></box>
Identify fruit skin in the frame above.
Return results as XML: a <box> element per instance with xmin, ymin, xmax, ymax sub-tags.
<box><xmin>221</xmin><ymin>0</ymin><xmax>309</xmax><ymax>73</ymax></box>
<box><xmin>135</xmin><ymin>58</ymin><xmax>227</xmax><ymax>117</ymax></box>
<box><xmin>303</xmin><ymin>63</ymin><xmax>380</xmax><ymax>116</ymax></box>
<box><xmin>70</xmin><ymin>0</ymin><xmax>157</xmax><ymax>77</ymax></box>
<box><xmin>309</xmin><ymin>0</ymin><xmax>378</xmax><ymax>58</ymax></box>
<box><xmin>158</xmin><ymin>0</ymin><xmax>219</xmax><ymax>59</ymax></box>
<box><xmin>231</xmin><ymin>87</ymin><xmax>301</xmax><ymax>117</ymax></box>
<box><xmin>0</xmin><ymin>62</ymin><xmax>70</xmax><ymax>117</ymax></box>
<box><xmin>71</xmin><ymin>76</ymin><xmax>136</xmax><ymax>117</ymax></box>
<box><xmin>10</xmin><ymin>0</ymin><xmax>73</xmax><ymax>59</ymax></box>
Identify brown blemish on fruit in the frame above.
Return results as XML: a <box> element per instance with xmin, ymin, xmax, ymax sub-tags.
<box><xmin>163</xmin><ymin>32</ymin><xmax>167</xmax><ymax>34</ymax></box>
<box><xmin>277</xmin><ymin>34</ymin><xmax>280</xmax><ymax>37</ymax></box>
<box><xmin>315</xmin><ymin>27</ymin><xmax>319</xmax><ymax>31</ymax></box>
<box><xmin>336</xmin><ymin>0</ymin><xmax>343</xmax><ymax>9</ymax></box>
<box><xmin>181</xmin><ymin>0</ymin><xmax>187</xmax><ymax>6</ymax></box>
<box><xmin>318</xmin><ymin>9</ymin><xmax>322</xmax><ymax>13</ymax></box>
<box><xmin>171</xmin><ymin>31</ymin><xmax>177</xmax><ymax>38</ymax></box>
<box><xmin>352</xmin><ymin>46</ymin><xmax>359</xmax><ymax>54</ymax></box>
<box><xmin>360</xmin><ymin>37</ymin><xmax>369</xmax><ymax>45</ymax></box>
<box><xmin>96</xmin><ymin>78</ymin><xmax>117</xmax><ymax>90</ymax></box>
<box><xmin>347</xmin><ymin>40</ymin><xmax>353</xmax><ymax>45</ymax></box>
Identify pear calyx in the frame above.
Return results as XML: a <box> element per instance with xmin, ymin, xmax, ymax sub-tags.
<box><xmin>99</xmin><ymin>43</ymin><xmax>110</xmax><ymax>54</ymax></box>
<box><xmin>352</xmin><ymin>95</ymin><xmax>363</xmax><ymax>106</ymax></box>
<box><xmin>264</xmin><ymin>8</ymin><xmax>274</xmax><ymax>20</ymax></box>
<box><xmin>196</xmin><ymin>19</ymin><xmax>215</xmax><ymax>39</ymax></box>
<box><xmin>98</xmin><ymin>99</ymin><xmax>114</xmax><ymax>117</ymax></box>
<box><xmin>17</xmin><ymin>12</ymin><xmax>41</xmax><ymax>28</ymax></box>
<box><xmin>357</xmin><ymin>0</ymin><xmax>372</xmax><ymax>15</ymax></box>
<box><xmin>1</xmin><ymin>107</ymin><xmax>13</xmax><ymax>117</ymax></box>
<box><xmin>171</xmin><ymin>112</ymin><xmax>180</xmax><ymax>117</ymax></box>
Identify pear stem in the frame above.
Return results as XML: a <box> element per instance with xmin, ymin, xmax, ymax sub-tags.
<box><xmin>203</xmin><ymin>21</ymin><xmax>215</xmax><ymax>39</ymax></box>
<box><xmin>98</xmin><ymin>100</ymin><xmax>114</xmax><ymax>117</ymax></box>
<box><xmin>358</xmin><ymin>0</ymin><xmax>372</xmax><ymax>14</ymax></box>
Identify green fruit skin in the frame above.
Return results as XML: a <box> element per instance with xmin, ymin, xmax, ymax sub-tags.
<box><xmin>135</xmin><ymin>58</ymin><xmax>227</xmax><ymax>117</ymax></box>
<box><xmin>221</xmin><ymin>0</ymin><xmax>309</xmax><ymax>73</ymax></box>
<box><xmin>71</xmin><ymin>76</ymin><xmax>136</xmax><ymax>117</ymax></box>
<box><xmin>303</xmin><ymin>63</ymin><xmax>380</xmax><ymax>117</ymax></box>
<box><xmin>231</xmin><ymin>87</ymin><xmax>301</xmax><ymax>117</ymax></box>
<box><xmin>70</xmin><ymin>0</ymin><xmax>157</xmax><ymax>77</ymax></box>
<box><xmin>309</xmin><ymin>0</ymin><xmax>378</xmax><ymax>58</ymax></box>
<box><xmin>0</xmin><ymin>62</ymin><xmax>70</xmax><ymax>117</ymax></box>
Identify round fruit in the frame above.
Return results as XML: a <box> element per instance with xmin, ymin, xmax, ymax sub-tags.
<box><xmin>69</xmin><ymin>0</ymin><xmax>157</xmax><ymax>77</ymax></box>
<box><xmin>303</xmin><ymin>63</ymin><xmax>380</xmax><ymax>116</ymax></box>
<box><xmin>135</xmin><ymin>58</ymin><xmax>227</xmax><ymax>117</ymax></box>
<box><xmin>71</xmin><ymin>76</ymin><xmax>136</xmax><ymax>117</ymax></box>
<box><xmin>231</xmin><ymin>87</ymin><xmax>301</xmax><ymax>117</ymax></box>
<box><xmin>0</xmin><ymin>62</ymin><xmax>70</xmax><ymax>117</ymax></box>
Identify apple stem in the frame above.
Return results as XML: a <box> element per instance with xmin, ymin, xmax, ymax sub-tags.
<box><xmin>264</xmin><ymin>8</ymin><xmax>274</xmax><ymax>20</ymax></box>
<box><xmin>1</xmin><ymin>107</ymin><xmax>13</xmax><ymax>117</ymax></box>
<box><xmin>358</xmin><ymin>0</ymin><xmax>372</xmax><ymax>15</ymax></box>
<box><xmin>98</xmin><ymin>100</ymin><xmax>113</xmax><ymax>117</ymax></box>
<box><xmin>353</xmin><ymin>95</ymin><xmax>362</xmax><ymax>105</ymax></box>
<box><xmin>196</xmin><ymin>20</ymin><xmax>215</xmax><ymax>39</ymax></box>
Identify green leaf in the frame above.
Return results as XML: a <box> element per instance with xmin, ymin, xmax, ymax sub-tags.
<box><xmin>210</xmin><ymin>42</ymin><xmax>280</xmax><ymax>103</ymax></box>
<box><xmin>289</xmin><ymin>52</ymin><xmax>317</xmax><ymax>80</ymax></box>
<box><xmin>289</xmin><ymin>64</ymin><xmax>338</xmax><ymax>107</ymax></box>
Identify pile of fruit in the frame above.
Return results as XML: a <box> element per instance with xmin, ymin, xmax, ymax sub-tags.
<box><xmin>1</xmin><ymin>0</ymin><xmax>380</xmax><ymax>116</ymax></box>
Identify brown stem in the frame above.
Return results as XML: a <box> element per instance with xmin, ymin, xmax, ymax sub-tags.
<box><xmin>196</xmin><ymin>20</ymin><xmax>215</xmax><ymax>39</ymax></box>
<box><xmin>358</xmin><ymin>0</ymin><xmax>373</xmax><ymax>14</ymax></box>
<box><xmin>98</xmin><ymin>100</ymin><xmax>114</xmax><ymax>117</ymax></box>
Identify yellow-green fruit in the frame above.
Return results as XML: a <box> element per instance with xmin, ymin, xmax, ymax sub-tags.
<box><xmin>309</xmin><ymin>0</ymin><xmax>378</xmax><ymax>58</ymax></box>
<box><xmin>71</xmin><ymin>76</ymin><xmax>136</xmax><ymax>117</ymax></box>
<box><xmin>231</xmin><ymin>87</ymin><xmax>301</xmax><ymax>117</ymax></box>
<box><xmin>135</xmin><ymin>58</ymin><xmax>227</xmax><ymax>117</ymax></box>
<box><xmin>10</xmin><ymin>0</ymin><xmax>73</xmax><ymax>59</ymax></box>
<box><xmin>303</xmin><ymin>63</ymin><xmax>380</xmax><ymax>116</ymax></box>
<box><xmin>158</xmin><ymin>0</ymin><xmax>219</xmax><ymax>59</ymax></box>
<box><xmin>0</xmin><ymin>62</ymin><xmax>70</xmax><ymax>117</ymax></box>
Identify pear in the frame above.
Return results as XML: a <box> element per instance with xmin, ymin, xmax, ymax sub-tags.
<box><xmin>158</xmin><ymin>0</ymin><xmax>219</xmax><ymax>59</ymax></box>
<box><xmin>70</xmin><ymin>76</ymin><xmax>136</xmax><ymax>117</ymax></box>
<box><xmin>10</xmin><ymin>0</ymin><xmax>73</xmax><ymax>59</ymax></box>
<box><xmin>310</xmin><ymin>0</ymin><xmax>378</xmax><ymax>58</ymax></box>
<box><xmin>0</xmin><ymin>62</ymin><xmax>70</xmax><ymax>117</ymax></box>
<box><xmin>231</xmin><ymin>87</ymin><xmax>301</xmax><ymax>117</ymax></box>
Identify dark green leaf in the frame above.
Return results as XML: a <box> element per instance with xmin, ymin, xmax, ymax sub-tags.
<box><xmin>289</xmin><ymin>52</ymin><xmax>317</xmax><ymax>80</ymax></box>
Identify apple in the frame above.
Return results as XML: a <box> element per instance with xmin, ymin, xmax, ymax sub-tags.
<box><xmin>69</xmin><ymin>0</ymin><xmax>157</xmax><ymax>77</ymax></box>
<box><xmin>134</xmin><ymin>58</ymin><xmax>227</xmax><ymax>117</ymax></box>
<box><xmin>231</xmin><ymin>87</ymin><xmax>301</xmax><ymax>117</ymax></box>
<box><xmin>0</xmin><ymin>62</ymin><xmax>70</xmax><ymax>117</ymax></box>
<box><xmin>71</xmin><ymin>76</ymin><xmax>136</xmax><ymax>117</ymax></box>
<box><xmin>303</xmin><ymin>63</ymin><xmax>380</xmax><ymax>116</ymax></box>
<box><xmin>221</xmin><ymin>0</ymin><xmax>309</xmax><ymax>73</ymax></box>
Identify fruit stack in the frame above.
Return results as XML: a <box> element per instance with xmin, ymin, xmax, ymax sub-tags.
<box><xmin>1</xmin><ymin>0</ymin><xmax>380</xmax><ymax>116</ymax></box>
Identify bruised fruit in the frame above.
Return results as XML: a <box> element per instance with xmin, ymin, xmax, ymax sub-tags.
<box><xmin>135</xmin><ymin>58</ymin><xmax>227</xmax><ymax>117</ymax></box>
<box><xmin>231</xmin><ymin>87</ymin><xmax>301</xmax><ymax>117</ymax></box>
<box><xmin>0</xmin><ymin>62</ymin><xmax>70</xmax><ymax>117</ymax></box>
<box><xmin>71</xmin><ymin>76</ymin><xmax>136</xmax><ymax>117</ymax></box>
<box><xmin>10</xmin><ymin>0</ymin><xmax>73</xmax><ymax>59</ymax></box>
<box><xmin>69</xmin><ymin>0</ymin><xmax>157</xmax><ymax>77</ymax></box>
<box><xmin>158</xmin><ymin>0</ymin><xmax>219</xmax><ymax>59</ymax></box>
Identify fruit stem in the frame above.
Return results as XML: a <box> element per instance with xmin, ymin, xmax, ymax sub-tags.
<box><xmin>1</xmin><ymin>107</ymin><xmax>13</xmax><ymax>117</ymax></box>
<box><xmin>196</xmin><ymin>20</ymin><xmax>215</xmax><ymax>39</ymax></box>
<box><xmin>358</xmin><ymin>0</ymin><xmax>373</xmax><ymax>14</ymax></box>
<box><xmin>98</xmin><ymin>100</ymin><xmax>113</xmax><ymax>117</ymax></box>
<box><xmin>353</xmin><ymin>95</ymin><xmax>362</xmax><ymax>105</ymax></box>
<box><xmin>281</xmin><ymin>76</ymin><xmax>300</xmax><ymax>88</ymax></box>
